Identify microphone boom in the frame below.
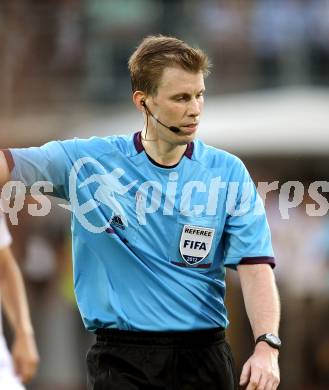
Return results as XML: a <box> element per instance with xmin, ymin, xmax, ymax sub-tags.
<box><xmin>142</xmin><ymin>101</ymin><xmax>180</xmax><ymax>133</ymax></box>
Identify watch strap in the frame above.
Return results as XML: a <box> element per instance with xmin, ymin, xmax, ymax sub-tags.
<box><xmin>255</xmin><ymin>333</ymin><xmax>281</xmax><ymax>350</ymax></box>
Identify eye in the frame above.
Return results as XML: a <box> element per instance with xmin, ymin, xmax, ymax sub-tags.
<box><xmin>175</xmin><ymin>95</ymin><xmax>188</xmax><ymax>102</ymax></box>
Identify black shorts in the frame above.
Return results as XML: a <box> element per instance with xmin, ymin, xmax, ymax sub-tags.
<box><xmin>86</xmin><ymin>328</ymin><xmax>238</xmax><ymax>390</ymax></box>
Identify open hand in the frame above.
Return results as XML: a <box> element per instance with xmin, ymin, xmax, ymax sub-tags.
<box><xmin>239</xmin><ymin>342</ymin><xmax>280</xmax><ymax>390</ymax></box>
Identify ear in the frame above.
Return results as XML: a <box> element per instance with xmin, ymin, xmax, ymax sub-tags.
<box><xmin>132</xmin><ymin>91</ymin><xmax>147</xmax><ymax>112</ymax></box>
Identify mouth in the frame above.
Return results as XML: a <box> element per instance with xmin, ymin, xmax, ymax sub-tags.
<box><xmin>180</xmin><ymin>123</ymin><xmax>198</xmax><ymax>133</ymax></box>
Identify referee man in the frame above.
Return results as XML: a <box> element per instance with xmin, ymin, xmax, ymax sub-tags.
<box><xmin>0</xmin><ymin>35</ymin><xmax>280</xmax><ymax>389</ymax></box>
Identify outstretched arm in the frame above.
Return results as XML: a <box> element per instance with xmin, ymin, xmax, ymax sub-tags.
<box><xmin>0</xmin><ymin>245</ymin><xmax>39</xmax><ymax>383</ymax></box>
<box><xmin>237</xmin><ymin>263</ymin><xmax>280</xmax><ymax>390</ymax></box>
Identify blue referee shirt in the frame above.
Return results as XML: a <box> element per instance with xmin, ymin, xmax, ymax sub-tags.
<box><xmin>6</xmin><ymin>132</ymin><xmax>274</xmax><ymax>331</ymax></box>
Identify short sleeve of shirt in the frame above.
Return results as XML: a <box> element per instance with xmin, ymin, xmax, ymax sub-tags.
<box><xmin>7</xmin><ymin>139</ymin><xmax>78</xmax><ymax>200</ymax></box>
<box><xmin>223</xmin><ymin>159</ymin><xmax>275</xmax><ymax>270</ymax></box>
<box><xmin>0</xmin><ymin>204</ymin><xmax>12</xmax><ymax>249</ymax></box>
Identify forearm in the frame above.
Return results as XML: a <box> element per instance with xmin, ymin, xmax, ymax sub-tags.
<box><xmin>0</xmin><ymin>247</ymin><xmax>34</xmax><ymax>335</ymax></box>
<box><xmin>237</xmin><ymin>264</ymin><xmax>280</xmax><ymax>340</ymax></box>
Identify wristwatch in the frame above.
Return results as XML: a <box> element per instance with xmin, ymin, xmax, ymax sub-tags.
<box><xmin>255</xmin><ymin>333</ymin><xmax>281</xmax><ymax>350</ymax></box>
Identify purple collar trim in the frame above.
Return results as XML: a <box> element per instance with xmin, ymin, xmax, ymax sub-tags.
<box><xmin>133</xmin><ymin>131</ymin><xmax>194</xmax><ymax>159</ymax></box>
<box><xmin>184</xmin><ymin>141</ymin><xmax>194</xmax><ymax>159</ymax></box>
<box><xmin>133</xmin><ymin>132</ymin><xmax>144</xmax><ymax>153</ymax></box>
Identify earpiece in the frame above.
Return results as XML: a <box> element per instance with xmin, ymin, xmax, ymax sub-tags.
<box><xmin>141</xmin><ymin>100</ymin><xmax>180</xmax><ymax>133</ymax></box>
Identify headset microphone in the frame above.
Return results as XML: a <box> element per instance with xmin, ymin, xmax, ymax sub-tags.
<box><xmin>141</xmin><ymin>101</ymin><xmax>180</xmax><ymax>133</ymax></box>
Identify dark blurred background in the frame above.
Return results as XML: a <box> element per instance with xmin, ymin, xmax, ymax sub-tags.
<box><xmin>1</xmin><ymin>0</ymin><xmax>329</xmax><ymax>389</ymax></box>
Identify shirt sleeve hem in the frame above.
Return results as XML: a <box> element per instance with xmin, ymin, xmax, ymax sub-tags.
<box><xmin>239</xmin><ymin>256</ymin><xmax>275</xmax><ymax>268</ymax></box>
<box><xmin>225</xmin><ymin>256</ymin><xmax>276</xmax><ymax>270</ymax></box>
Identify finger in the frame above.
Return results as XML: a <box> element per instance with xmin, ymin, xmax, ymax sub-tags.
<box><xmin>271</xmin><ymin>377</ymin><xmax>280</xmax><ymax>390</ymax></box>
<box><xmin>13</xmin><ymin>356</ymin><xmax>23</xmax><ymax>378</ymax></box>
<box><xmin>257</xmin><ymin>375</ymin><xmax>270</xmax><ymax>390</ymax></box>
<box><xmin>15</xmin><ymin>360</ymin><xmax>32</xmax><ymax>384</ymax></box>
<box><xmin>246</xmin><ymin>368</ymin><xmax>261</xmax><ymax>390</ymax></box>
<box><xmin>21</xmin><ymin>361</ymin><xmax>37</xmax><ymax>384</ymax></box>
<box><xmin>240</xmin><ymin>361</ymin><xmax>251</xmax><ymax>386</ymax></box>
<box><xmin>18</xmin><ymin>362</ymin><xmax>27</xmax><ymax>383</ymax></box>
<box><xmin>21</xmin><ymin>368</ymin><xmax>32</xmax><ymax>384</ymax></box>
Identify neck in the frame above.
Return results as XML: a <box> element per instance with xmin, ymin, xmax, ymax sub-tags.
<box><xmin>141</xmin><ymin>127</ymin><xmax>187</xmax><ymax>166</ymax></box>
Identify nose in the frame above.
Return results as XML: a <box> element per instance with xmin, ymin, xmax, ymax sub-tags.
<box><xmin>187</xmin><ymin>97</ymin><xmax>202</xmax><ymax>118</ymax></box>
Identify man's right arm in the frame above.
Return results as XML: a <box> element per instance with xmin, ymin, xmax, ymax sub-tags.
<box><xmin>0</xmin><ymin>150</ymin><xmax>10</xmax><ymax>186</ymax></box>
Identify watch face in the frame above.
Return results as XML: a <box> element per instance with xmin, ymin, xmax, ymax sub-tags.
<box><xmin>266</xmin><ymin>333</ymin><xmax>281</xmax><ymax>346</ymax></box>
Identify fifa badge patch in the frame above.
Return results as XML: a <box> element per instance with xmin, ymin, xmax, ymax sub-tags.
<box><xmin>179</xmin><ymin>225</ymin><xmax>215</xmax><ymax>266</ymax></box>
